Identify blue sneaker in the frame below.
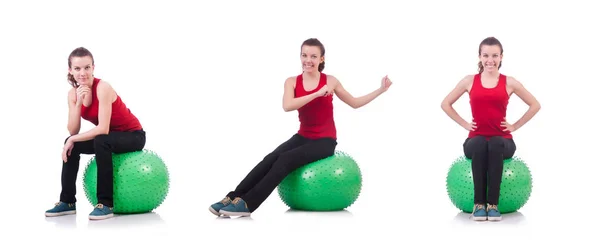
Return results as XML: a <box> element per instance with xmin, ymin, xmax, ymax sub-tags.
<box><xmin>471</xmin><ymin>204</ymin><xmax>487</xmax><ymax>221</ymax></box>
<box><xmin>486</xmin><ymin>204</ymin><xmax>502</xmax><ymax>221</ymax></box>
<box><xmin>219</xmin><ymin>197</ymin><xmax>251</xmax><ymax>217</ymax></box>
<box><xmin>45</xmin><ymin>202</ymin><xmax>76</xmax><ymax>217</ymax></box>
<box><xmin>88</xmin><ymin>204</ymin><xmax>114</xmax><ymax>220</ymax></box>
<box><xmin>209</xmin><ymin>197</ymin><xmax>232</xmax><ymax>216</ymax></box>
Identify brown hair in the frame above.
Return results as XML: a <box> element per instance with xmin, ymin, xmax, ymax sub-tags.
<box><xmin>67</xmin><ymin>47</ymin><xmax>94</xmax><ymax>88</ymax></box>
<box><xmin>477</xmin><ymin>37</ymin><xmax>503</xmax><ymax>73</ymax></box>
<box><xmin>301</xmin><ymin>38</ymin><xmax>326</xmax><ymax>72</ymax></box>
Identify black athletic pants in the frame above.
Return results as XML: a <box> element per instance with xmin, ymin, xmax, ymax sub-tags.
<box><xmin>60</xmin><ymin>130</ymin><xmax>146</xmax><ymax>207</ymax></box>
<box><xmin>227</xmin><ymin>133</ymin><xmax>337</xmax><ymax>212</ymax></box>
<box><xmin>463</xmin><ymin>135</ymin><xmax>516</xmax><ymax>205</ymax></box>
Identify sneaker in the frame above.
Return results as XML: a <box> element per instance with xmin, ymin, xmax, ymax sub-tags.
<box><xmin>88</xmin><ymin>204</ymin><xmax>114</xmax><ymax>220</ymax></box>
<box><xmin>209</xmin><ymin>197</ymin><xmax>232</xmax><ymax>216</ymax></box>
<box><xmin>471</xmin><ymin>204</ymin><xmax>487</xmax><ymax>221</ymax></box>
<box><xmin>486</xmin><ymin>204</ymin><xmax>502</xmax><ymax>221</ymax></box>
<box><xmin>45</xmin><ymin>202</ymin><xmax>76</xmax><ymax>217</ymax></box>
<box><xmin>219</xmin><ymin>197</ymin><xmax>251</xmax><ymax>217</ymax></box>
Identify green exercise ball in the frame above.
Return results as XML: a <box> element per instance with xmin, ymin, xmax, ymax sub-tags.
<box><xmin>83</xmin><ymin>149</ymin><xmax>170</xmax><ymax>214</ymax></box>
<box><xmin>277</xmin><ymin>150</ymin><xmax>362</xmax><ymax>211</ymax></box>
<box><xmin>446</xmin><ymin>156</ymin><xmax>532</xmax><ymax>213</ymax></box>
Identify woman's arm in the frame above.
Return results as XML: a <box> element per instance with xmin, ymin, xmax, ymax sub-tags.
<box><xmin>68</xmin><ymin>81</ymin><xmax>115</xmax><ymax>143</ymax></box>
<box><xmin>282</xmin><ymin>77</ymin><xmax>324</xmax><ymax>112</ymax></box>
<box><xmin>506</xmin><ymin>76</ymin><xmax>541</xmax><ymax>132</ymax></box>
<box><xmin>441</xmin><ymin>75</ymin><xmax>474</xmax><ymax>130</ymax></box>
<box><xmin>331</xmin><ymin>75</ymin><xmax>392</xmax><ymax>109</ymax></box>
<box><xmin>67</xmin><ymin>88</ymin><xmax>82</xmax><ymax>136</ymax></box>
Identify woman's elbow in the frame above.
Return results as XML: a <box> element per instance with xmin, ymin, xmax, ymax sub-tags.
<box><xmin>282</xmin><ymin>101</ymin><xmax>295</xmax><ymax>112</ymax></box>
<box><xmin>534</xmin><ymin>102</ymin><xmax>541</xmax><ymax>112</ymax></box>
<box><xmin>67</xmin><ymin>125</ymin><xmax>79</xmax><ymax>136</ymax></box>
<box><xmin>68</xmin><ymin>129</ymin><xmax>78</xmax><ymax>136</ymax></box>
<box><xmin>441</xmin><ymin>98</ymin><xmax>454</xmax><ymax>110</ymax></box>
<box><xmin>97</xmin><ymin>125</ymin><xmax>110</xmax><ymax>135</ymax></box>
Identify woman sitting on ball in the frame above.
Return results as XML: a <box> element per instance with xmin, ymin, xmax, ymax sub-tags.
<box><xmin>209</xmin><ymin>38</ymin><xmax>393</xmax><ymax>217</ymax></box>
<box><xmin>441</xmin><ymin>37</ymin><xmax>541</xmax><ymax>221</ymax></box>
<box><xmin>45</xmin><ymin>47</ymin><xmax>146</xmax><ymax>220</ymax></box>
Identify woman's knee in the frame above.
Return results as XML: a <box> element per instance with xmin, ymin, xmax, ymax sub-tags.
<box><xmin>490</xmin><ymin>137</ymin><xmax>516</xmax><ymax>158</ymax></box>
<box><xmin>487</xmin><ymin>136</ymin><xmax>506</xmax><ymax>153</ymax></box>
<box><xmin>262</xmin><ymin>151</ymin><xmax>281</xmax><ymax>163</ymax></box>
<box><xmin>464</xmin><ymin>136</ymin><xmax>487</xmax><ymax>157</ymax></box>
<box><xmin>93</xmin><ymin>134</ymin><xmax>111</xmax><ymax>148</ymax></box>
<box><xmin>271</xmin><ymin>153</ymin><xmax>296</xmax><ymax>171</ymax></box>
<box><xmin>271</xmin><ymin>152</ymin><xmax>315</xmax><ymax>175</ymax></box>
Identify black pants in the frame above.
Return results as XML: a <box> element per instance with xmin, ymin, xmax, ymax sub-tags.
<box><xmin>60</xmin><ymin>130</ymin><xmax>146</xmax><ymax>207</ymax></box>
<box><xmin>463</xmin><ymin>135</ymin><xmax>516</xmax><ymax>205</ymax></box>
<box><xmin>227</xmin><ymin>134</ymin><xmax>337</xmax><ymax>212</ymax></box>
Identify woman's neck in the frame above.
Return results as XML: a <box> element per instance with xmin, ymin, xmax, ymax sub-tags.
<box><xmin>303</xmin><ymin>71</ymin><xmax>320</xmax><ymax>80</ymax></box>
<box><xmin>481</xmin><ymin>70</ymin><xmax>500</xmax><ymax>79</ymax></box>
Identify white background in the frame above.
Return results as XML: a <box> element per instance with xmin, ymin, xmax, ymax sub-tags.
<box><xmin>1</xmin><ymin>0</ymin><xmax>598</xmax><ymax>242</ymax></box>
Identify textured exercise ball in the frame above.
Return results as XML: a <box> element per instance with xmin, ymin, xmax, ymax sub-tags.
<box><xmin>277</xmin><ymin>150</ymin><xmax>362</xmax><ymax>211</ymax></box>
<box><xmin>83</xmin><ymin>149</ymin><xmax>170</xmax><ymax>214</ymax></box>
<box><xmin>446</xmin><ymin>156</ymin><xmax>532</xmax><ymax>213</ymax></box>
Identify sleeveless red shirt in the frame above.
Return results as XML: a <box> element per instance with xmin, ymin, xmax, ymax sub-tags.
<box><xmin>468</xmin><ymin>73</ymin><xmax>512</xmax><ymax>139</ymax></box>
<box><xmin>80</xmin><ymin>78</ymin><xmax>143</xmax><ymax>132</ymax></box>
<box><xmin>295</xmin><ymin>73</ymin><xmax>336</xmax><ymax>139</ymax></box>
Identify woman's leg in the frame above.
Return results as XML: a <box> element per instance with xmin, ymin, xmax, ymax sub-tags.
<box><xmin>222</xmin><ymin>137</ymin><xmax>337</xmax><ymax>215</ymax></box>
<box><xmin>486</xmin><ymin>136</ymin><xmax>516</xmax><ymax>205</ymax></box>
<box><xmin>60</xmin><ymin>137</ymin><xmax>96</xmax><ymax>204</ymax></box>
<box><xmin>93</xmin><ymin>130</ymin><xmax>146</xmax><ymax>207</ymax></box>
<box><xmin>46</xmin><ymin>137</ymin><xmax>96</xmax><ymax>217</ymax></box>
<box><xmin>463</xmin><ymin>136</ymin><xmax>489</xmax><ymax>205</ymax></box>
<box><xmin>225</xmin><ymin>134</ymin><xmax>307</xmax><ymax>199</ymax></box>
<box><xmin>209</xmin><ymin>134</ymin><xmax>307</xmax><ymax>216</ymax></box>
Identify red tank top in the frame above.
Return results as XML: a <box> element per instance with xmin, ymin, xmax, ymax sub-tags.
<box><xmin>80</xmin><ymin>78</ymin><xmax>143</xmax><ymax>132</ymax></box>
<box><xmin>295</xmin><ymin>73</ymin><xmax>336</xmax><ymax>139</ymax></box>
<box><xmin>468</xmin><ymin>73</ymin><xmax>512</xmax><ymax>139</ymax></box>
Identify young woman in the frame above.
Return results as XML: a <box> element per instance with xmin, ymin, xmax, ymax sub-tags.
<box><xmin>45</xmin><ymin>47</ymin><xmax>146</xmax><ymax>220</ymax></box>
<box><xmin>441</xmin><ymin>37</ymin><xmax>541</xmax><ymax>221</ymax></box>
<box><xmin>209</xmin><ymin>38</ymin><xmax>393</xmax><ymax>217</ymax></box>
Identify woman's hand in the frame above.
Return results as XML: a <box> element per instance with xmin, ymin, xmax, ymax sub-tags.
<box><xmin>316</xmin><ymin>84</ymin><xmax>334</xmax><ymax>97</ymax></box>
<box><xmin>501</xmin><ymin>118</ymin><xmax>516</xmax><ymax>132</ymax></box>
<box><xmin>62</xmin><ymin>138</ymin><xmax>74</xmax><ymax>163</ymax></box>
<box><xmin>380</xmin><ymin>75</ymin><xmax>393</xmax><ymax>92</ymax></box>
<box><xmin>463</xmin><ymin>121</ymin><xmax>477</xmax><ymax>131</ymax></box>
<box><xmin>76</xmin><ymin>85</ymin><xmax>91</xmax><ymax>105</ymax></box>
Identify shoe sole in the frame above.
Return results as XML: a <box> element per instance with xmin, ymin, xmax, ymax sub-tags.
<box><xmin>89</xmin><ymin>213</ymin><xmax>114</xmax><ymax>220</ymax></box>
<box><xmin>472</xmin><ymin>216</ymin><xmax>487</xmax><ymax>221</ymax></box>
<box><xmin>487</xmin><ymin>216</ymin><xmax>502</xmax><ymax>221</ymax></box>
<box><xmin>45</xmin><ymin>210</ymin><xmax>76</xmax><ymax>217</ymax></box>
<box><xmin>209</xmin><ymin>207</ymin><xmax>222</xmax><ymax>216</ymax></box>
<box><xmin>219</xmin><ymin>210</ymin><xmax>251</xmax><ymax>217</ymax></box>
